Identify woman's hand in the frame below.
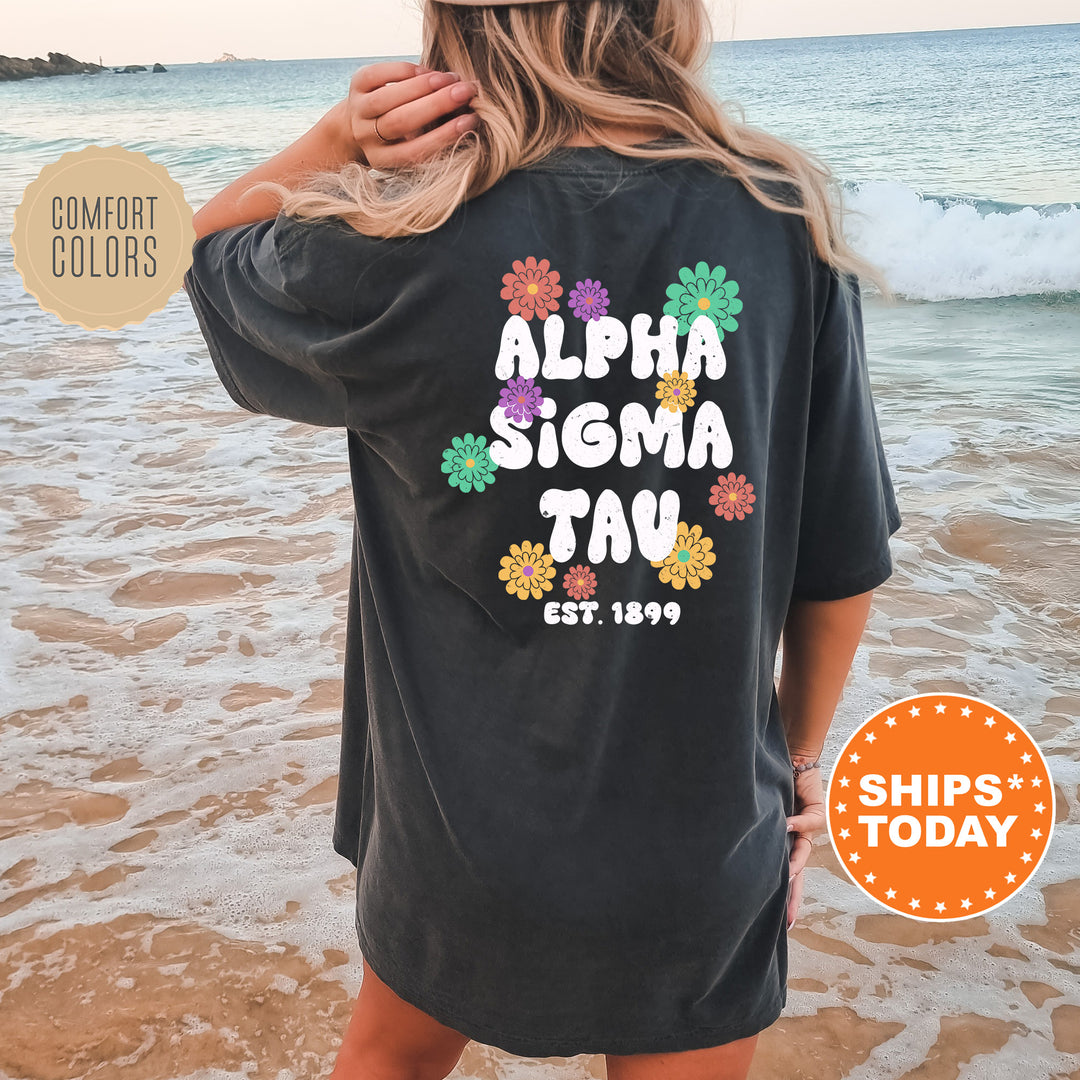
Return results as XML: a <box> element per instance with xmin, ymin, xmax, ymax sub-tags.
<box><xmin>785</xmin><ymin>762</ymin><xmax>826</xmax><ymax>931</ymax></box>
<box><xmin>190</xmin><ymin>60</ymin><xmax>480</xmax><ymax>240</ymax></box>
<box><xmin>342</xmin><ymin>60</ymin><xmax>479</xmax><ymax>169</ymax></box>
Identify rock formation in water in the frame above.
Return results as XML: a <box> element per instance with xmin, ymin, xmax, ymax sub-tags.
<box><xmin>0</xmin><ymin>52</ymin><xmax>167</xmax><ymax>81</ymax></box>
<box><xmin>0</xmin><ymin>52</ymin><xmax>104</xmax><ymax>81</ymax></box>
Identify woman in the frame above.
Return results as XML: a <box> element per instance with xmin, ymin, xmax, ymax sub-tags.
<box><xmin>183</xmin><ymin>1</ymin><xmax>902</xmax><ymax>1077</ymax></box>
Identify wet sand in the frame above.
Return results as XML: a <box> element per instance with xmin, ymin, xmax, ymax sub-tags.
<box><xmin>3</xmin><ymin>305</ymin><xmax>1080</xmax><ymax>1079</ymax></box>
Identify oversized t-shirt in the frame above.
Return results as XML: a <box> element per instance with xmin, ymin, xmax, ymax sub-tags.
<box><xmin>183</xmin><ymin>138</ymin><xmax>903</xmax><ymax>1058</ymax></box>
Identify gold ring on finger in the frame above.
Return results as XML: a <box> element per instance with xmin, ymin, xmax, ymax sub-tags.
<box><xmin>373</xmin><ymin>114</ymin><xmax>393</xmax><ymax>144</ymax></box>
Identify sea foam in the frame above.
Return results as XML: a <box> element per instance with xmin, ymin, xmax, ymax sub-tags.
<box><xmin>843</xmin><ymin>180</ymin><xmax>1080</xmax><ymax>301</ymax></box>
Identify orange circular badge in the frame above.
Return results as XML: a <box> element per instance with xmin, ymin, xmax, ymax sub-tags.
<box><xmin>826</xmin><ymin>693</ymin><xmax>1054</xmax><ymax>921</ymax></box>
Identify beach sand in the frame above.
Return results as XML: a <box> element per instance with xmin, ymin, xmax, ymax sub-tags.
<box><xmin>3</xmin><ymin>303</ymin><xmax>1079</xmax><ymax>1079</ymax></box>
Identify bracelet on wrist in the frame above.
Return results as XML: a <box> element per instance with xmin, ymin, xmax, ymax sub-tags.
<box><xmin>792</xmin><ymin>758</ymin><xmax>822</xmax><ymax>778</ymax></box>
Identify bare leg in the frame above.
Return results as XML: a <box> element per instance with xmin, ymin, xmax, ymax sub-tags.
<box><xmin>606</xmin><ymin>1033</ymin><xmax>760</xmax><ymax>1080</ymax></box>
<box><xmin>329</xmin><ymin>957</ymin><xmax>471</xmax><ymax>1080</ymax></box>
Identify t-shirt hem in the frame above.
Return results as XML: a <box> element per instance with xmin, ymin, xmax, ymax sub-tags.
<box><xmin>789</xmin><ymin>547</ymin><xmax>897</xmax><ymax>602</ymax></box>
<box><xmin>182</xmin><ymin>267</ymin><xmax>263</xmax><ymax>416</ymax></box>
<box><xmin>354</xmin><ymin>910</ymin><xmax>786</xmax><ymax>1057</ymax></box>
<box><xmin>332</xmin><ymin>829</ymin><xmax>359</xmax><ymax>868</ymax></box>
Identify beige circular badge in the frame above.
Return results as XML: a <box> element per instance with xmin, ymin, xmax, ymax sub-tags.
<box><xmin>11</xmin><ymin>144</ymin><xmax>195</xmax><ymax>330</ymax></box>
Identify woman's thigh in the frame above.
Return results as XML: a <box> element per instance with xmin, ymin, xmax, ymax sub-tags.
<box><xmin>331</xmin><ymin>957</ymin><xmax>472</xmax><ymax>1080</ymax></box>
<box><xmin>605</xmin><ymin>1033</ymin><xmax>760</xmax><ymax>1080</ymax></box>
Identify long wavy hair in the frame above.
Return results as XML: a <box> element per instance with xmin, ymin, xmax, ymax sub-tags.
<box><xmin>251</xmin><ymin>0</ymin><xmax>892</xmax><ymax>298</ymax></box>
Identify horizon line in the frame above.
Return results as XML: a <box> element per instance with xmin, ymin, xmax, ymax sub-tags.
<box><xmin>32</xmin><ymin>18</ymin><xmax>1077</xmax><ymax>68</ymax></box>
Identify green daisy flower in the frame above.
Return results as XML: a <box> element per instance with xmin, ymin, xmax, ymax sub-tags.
<box><xmin>663</xmin><ymin>261</ymin><xmax>743</xmax><ymax>337</ymax></box>
<box><xmin>441</xmin><ymin>433</ymin><xmax>498</xmax><ymax>493</ymax></box>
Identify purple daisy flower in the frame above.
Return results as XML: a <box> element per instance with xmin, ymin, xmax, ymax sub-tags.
<box><xmin>568</xmin><ymin>278</ymin><xmax>610</xmax><ymax>322</ymax></box>
<box><xmin>499</xmin><ymin>376</ymin><xmax>545</xmax><ymax>423</ymax></box>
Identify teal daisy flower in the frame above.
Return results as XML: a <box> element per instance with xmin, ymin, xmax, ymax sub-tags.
<box><xmin>441</xmin><ymin>433</ymin><xmax>498</xmax><ymax>493</ymax></box>
<box><xmin>663</xmin><ymin>261</ymin><xmax>743</xmax><ymax>337</ymax></box>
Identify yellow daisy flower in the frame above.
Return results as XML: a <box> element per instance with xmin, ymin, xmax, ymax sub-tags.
<box><xmin>655</xmin><ymin>370</ymin><xmax>697</xmax><ymax>413</ymax></box>
<box><xmin>650</xmin><ymin>520</ymin><xmax>716</xmax><ymax>590</ymax></box>
<box><xmin>499</xmin><ymin>540</ymin><xmax>556</xmax><ymax>599</ymax></box>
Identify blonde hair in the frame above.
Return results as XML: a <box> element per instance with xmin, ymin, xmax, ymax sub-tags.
<box><xmin>250</xmin><ymin>0</ymin><xmax>893</xmax><ymax>299</ymax></box>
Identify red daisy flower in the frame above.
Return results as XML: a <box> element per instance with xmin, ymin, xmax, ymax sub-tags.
<box><xmin>563</xmin><ymin>563</ymin><xmax>597</xmax><ymax>600</ymax></box>
<box><xmin>500</xmin><ymin>256</ymin><xmax>562</xmax><ymax>321</ymax></box>
<box><xmin>709</xmin><ymin>472</ymin><xmax>756</xmax><ymax>521</ymax></box>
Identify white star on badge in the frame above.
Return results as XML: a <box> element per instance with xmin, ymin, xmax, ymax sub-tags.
<box><xmin>1021</xmin><ymin>852</ymin><xmax>1032</xmax><ymax>863</ymax></box>
<box><xmin>865</xmin><ymin>872</ymin><xmax>876</xmax><ymax>883</ymax></box>
<box><xmin>909</xmin><ymin>706</ymin><xmax>920</xmax><ymax>717</ymax></box>
<box><xmin>935</xmin><ymin>901</ymin><xmax>946</xmax><ymax>912</ymax></box>
<box><xmin>909</xmin><ymin>898</ymin><xmax>920</xmax><ymax>909</ymax></box>
<box><xmin>960</xmin><ymin>898</ymin><xmax>972</xmax><ymax>909</ymax></box>
<box><xmin>1034</xmin><ymin>802</ymin><xmax>1045</xmax><ymax>813</ymax></box>
<box><xmin>885</xmin><ymin>888</ymin><xmax>897</xmax><ymax>899</ymax></box>
<box><xmin>865</xmin><ymin>731</ymin><xmax>877</xmax><ymax>743</ymax></box>
<box><xmin>885</xmin><ymin>715</ymin><xmax>897</xmax><ymax>727</ymax></box>
<box><xmin>1005</xmin><ymin>873</ymin><xmax>1016</xmax><ymax>884</ymax></box>
<box><xmin>1031</xmin><ymin>828</ymin><xmax>1042</xmax><ymax>840</ymax></box>
<box><xmin>1005</xmin><ymin>731</ymin><xmax>1016</xmax><ymax>743</ymax></box>
<box><xmin>839</xmin><ymin>828</ymin><xmax>850</xmax><ymax>839</ymax></box>
<box><xmin>850</xmin><ymin>852</ymin><xmax>861</xmax><ymax>863</ymax></box>
<box><xmin>1021</xmin><ymin>752</ymin><xmax>1032</xmax><ymax>763</ymax></box>
<box><xmin>1031</xmin><ymin>777</ymin><xmax>1042</xmax><ymax>788</ymax></box>
<box><xmin>935</xmin><ymin>702</ymin><xmax>946</xmax><ymax>714</ymax></box>
<box><xmin>984</xmin><ymin>716</ymin><xmax>996</xmax><ymax>727</ymax></box>
<box><xmin>835</xmin><ymin>802</ymin><xmax>847</xmax><ymax>813</ymax></box>
<box><xmin>984</xmin><ymin>888</ymin><xmax>996</xmax><ymax>899</ymax></box>
<box><xmin>839</xmin><ymin>776</ymin><xmax>851</xmax><ymax>787</ymax></box>
<box><xmin>960</xmin><ymin>706</ymin><xmax>972</xmax><ymax>717</ymax></box>
<box><xmin>849</xmin><ymin>751</ymin><xmax>861</xmax><ymax>763</ymax></box>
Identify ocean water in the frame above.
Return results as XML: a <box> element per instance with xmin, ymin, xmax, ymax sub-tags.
<box><xmin>1</xmin><ymin>21</ymin><xmax>1079</xmax><ymax>1080</ymax></box>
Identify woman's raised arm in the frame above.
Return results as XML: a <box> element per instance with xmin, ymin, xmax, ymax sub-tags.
<box><xmin>192</xmin><ymin>60</ymin><xmax>478</xmax><ymax>240</ymax></box>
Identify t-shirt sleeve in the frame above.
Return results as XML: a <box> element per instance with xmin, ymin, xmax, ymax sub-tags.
<box><xmin>183</xmin><ymin>213</ymin><xmax>349</xmax><ymax>428</ymax></box>
<box><xmin>790</xmin><ymin>263</ymin><xmax>903</xmax><ymax>601</ymax></box>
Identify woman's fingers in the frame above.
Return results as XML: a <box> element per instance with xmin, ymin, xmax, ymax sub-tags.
<box><xmin>787</xmin><ymin>864</ymin><xmax>806</xmax><ymax>929</ymax></box>
<box><xmin>350</xmin><ymin>60</ymin><xmax>428</xmax><ymax>97</ymax></box>
<box><xmin>375</xmin><ymin>110</ymin><xmax>479</xmax><ymax>169</ymax></box>
<box><xmin>785</xmin><ymin>768</ymin><xmax>825</xmax><ymax>931</ymax></box>
<box><xmin>345</xmin><ymin>61</ymin><xmax>479</xmax><ymax>168</ymax></box>
<box><xmin>352</xmin><ymin>64</ymin><xmax>475</xmax><ymax>130</ymax></box>
<box><xmin>786</xmin><ymin>801</ymin><xmax>825</xmax><ymax>838</ymax></box>
<box><xmin>786</xmin><ymin>811</ymin><xmax>825</xmax><ymax>837</ymax></box>
<box><xmin>789</xmin><ymin>832</ymin><xmax>813</xmax><ymax>876</ymax></box>
<box><xmin>369</xmin><ymin>74</ymin><xmax>478</xmax><ymax>142</ymax></box>
<box><xmin>786</xmin><ymin>770</ymin><xmax>826</xmax><ymax>837</ymax></box>
<box><xmin>786</xmin><ymin>832</ymin><xmax>812</xmax><ymax>930</ymax></box>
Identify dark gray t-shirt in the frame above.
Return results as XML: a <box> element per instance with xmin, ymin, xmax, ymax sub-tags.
<box><xmin>184</xmin><ymin>140</ymin><xmax>902</xmax><ymax>1057</ymax></box>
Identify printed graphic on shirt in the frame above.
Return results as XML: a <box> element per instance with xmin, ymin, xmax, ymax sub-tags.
<box><xmin>498</xmin><ymin>539</ymin><xmax>557</xmax><ymax>599</ymax></box>
<box><xmin>441</xmin><ymin>433</ymin><xmax>499</xmax><ymax>493</ymax></box>
<box><xmin>709</xmin><ymin>472</ymin><xmax>756</xmax><ymax>521</ymax></box>
<box><xmin>662</xmin><ymin>262</ymin><xmax>742</xmax><ymax>336</ymax></box>
<box><xmin>440</xmin><ymin>258</ymin><xmax>755</xmax><ymax>616</ymax></box>
<box><xmin>500</xmin><ymin>256</ymin><xmax>562</xmax><ymax>321</ymax></box>
<box><xmin>650</xmin><ymin>520</ymin><xmax>716</xmax><ymax>591</ymax></box>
